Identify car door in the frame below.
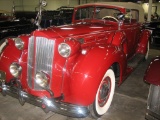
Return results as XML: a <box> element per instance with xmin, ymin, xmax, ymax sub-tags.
<box><xmin>121</xmin><ymin>9</ymin><xmax>141</xmax><ymax>59</ymax></box>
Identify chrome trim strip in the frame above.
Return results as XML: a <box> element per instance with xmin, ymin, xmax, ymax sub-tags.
<box><xmin>27</xmin><ymin>36</ymin><xmax>55</xmax><ymax>90</ymax></box>
<box><xmin>34</xmin><ymin>37</ymin><xmax>55</xmax><ymax>90</ymax></box>
<box><xmin>27</xmin><ymin>36</ymin><xmax>34</xmax><ymax>88</ymax></box>
<box><xmin>61</xmin><ymin>59</ymin><xmax>68</xmax><ymax>93</ymax></box>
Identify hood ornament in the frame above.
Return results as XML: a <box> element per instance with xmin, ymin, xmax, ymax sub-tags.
<box><xmin>35</xmin><ymin>0</ymin><xmax>47</xmax><ymax>29</ymax></box>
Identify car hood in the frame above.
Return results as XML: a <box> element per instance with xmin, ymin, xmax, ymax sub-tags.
<box><xmin>32</xmin><ymin>22</ymin><xmax>118</xmax><ymax>39</ymax></box>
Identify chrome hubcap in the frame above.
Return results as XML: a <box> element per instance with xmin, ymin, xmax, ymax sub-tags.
<box><xmin>98</xmin><ymin>77</ymin><xmax>111</xmax><ymax>107</ymax></box>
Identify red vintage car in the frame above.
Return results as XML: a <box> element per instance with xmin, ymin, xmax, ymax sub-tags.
<box><xmin>144</xmin><ymin>56</ymin><xmax>160</xmax><ymax>120</ymax></box>
<box><xmin>0</xmin><ymin>2</ymin><xmax>150</xmax><ymax>118</ymax></box>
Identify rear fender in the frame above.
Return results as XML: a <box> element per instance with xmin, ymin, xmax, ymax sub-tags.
<box><xmin>136</xmin><ymin>29</ymin><xmax>150</xmax><ymax>54</ymax></box>
<box><xmin>144</xmin><ymin>56</ymin><xmax>160</xmax><ymax>86</ymax></box>
<box><xmin>68</xmin><ymin>45</ymin><xmax>126</xmax><ymax>106</ymax></box>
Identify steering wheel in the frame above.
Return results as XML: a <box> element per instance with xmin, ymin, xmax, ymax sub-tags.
<box><xmin>102</xmin><ymin>16</ymin><xmax>118</xmax><ymax>22</ymax></box>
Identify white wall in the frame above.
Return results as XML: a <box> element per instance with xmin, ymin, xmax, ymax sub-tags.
<box><xmin>15</xmin><ymin>0</ymin><xmax>80</xmax><ymax>11</ymax></box>
<box><xmin>0</xmin><ymin>0</ymin><xmax>116</xmax><ymax>11</ymax></box>
<box><xmin>0</xmin><ymin>0</ymin><xmax>14</xmax><ymax>12</ymax></box>
<box><xmin>142</xmin><ymin>3</ymin><xmax>160</xmax><ymax>15</ymax></box>
<box><xmin>0</xmin><ymin>0</ymin><xmax>160</xmax><ymax>17</ymax></box>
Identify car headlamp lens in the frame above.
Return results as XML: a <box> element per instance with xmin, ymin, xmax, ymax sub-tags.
<box><xmin>35</xmin><ymin>72</ymin><xmax>49</xmax><ymax>88</ymax></box>
<box><xmin>14</xmin><ymin>38</ymin><xmax>24</xmax><ymax>50</ymax></box>
<box><xmin>58</xmin><ymin>43</ymin><xmax>71</xmax><ymax>58</ymax></box>
<box><xmin>9</xmin><ymin>63</ymin><xmax>22</xmax><ymax>78</ymax></box>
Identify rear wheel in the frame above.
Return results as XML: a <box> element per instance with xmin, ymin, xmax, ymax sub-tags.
<box><xmin>89</xmin><ymin>69</ymin><xmax>115</xmax><ymax>118</ymax></box>
<box><xmin>145</xmin><ymin>41</ymin><xmax>149</xmax><ymax>60</ymax></box>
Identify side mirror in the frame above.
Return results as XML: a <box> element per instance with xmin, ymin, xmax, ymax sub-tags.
<box><xmin>117</xmin><ymin>13</ymin><xmax>125</xmax><ymax>21</ymax></box>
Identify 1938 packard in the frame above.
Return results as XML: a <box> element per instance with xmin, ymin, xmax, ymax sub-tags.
<box><xmin>0</xmin><ymin>2</ymin><xmax>150</xmax><ymax>118</ymax></box>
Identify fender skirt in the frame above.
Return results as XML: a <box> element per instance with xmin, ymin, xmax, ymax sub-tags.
<box><xmin>144</xmin><ymin>56</ymin><xmax>160</xmax><ymax>86</ymax></box>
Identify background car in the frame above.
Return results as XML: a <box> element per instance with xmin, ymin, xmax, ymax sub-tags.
<box><xmin>144</xmin><ymin>56</ymin><xmax>160</xmax><ymax>120</ymax></box>
<box><xmin>0</xmin><ymin>9</ymin><xmax>36</xmax><ymax>44</ymax></box>
<box><xmin>0</xmin><ymin>10</ymin><xmax>14</xmax><ymax>21</ymax></box>
<box><xmin>144</xmin><ymin>21</ymin><xmax>160</xmax><ymax>46</ymax></box>
<box><xmin>14</xmin><ymin>6</ymin><xmax>74</xmax><ymax>28</ymax></box>
<box><xmin>0</xmin><ymin>20</ymin><xmax>35</xmax><ymax>44</ymax></box>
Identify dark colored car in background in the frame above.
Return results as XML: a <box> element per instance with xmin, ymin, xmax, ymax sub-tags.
<box><xmin>0</xmin><ymin>9</ymin><xmax>36</xmax><ymax>44</ymax></box>
<box><xmin>144</xmin><ymin>21</ymin><xmax>160</xmax><ymax>46</ymax></box>
<box><xmin>144</xmin><ymin>56</ymin><xmax>160</xmax><ymax>120</ymax></box>
<box><xmin>14</xmin><ymin>6</ymin><xmax>74</xmax><ymax>28</ymax></box>
<box><xmin>0</xmin><ymin>20</ymin><xmax>35</xmax><ymax>44</ymax></box>
<box><xmin>0</xmin><ymin>10</ymin><xmax>14</xmax><ymax>21</ymax></box>
<box><xmin>40</xmin><ymin>7</ymin><xmax>73</xmax><ymax>28</ymax></box>
<box><xmin>0</xmin><ymin>0</ymin><xmax>74</xmax><ymax>41</ymax></box>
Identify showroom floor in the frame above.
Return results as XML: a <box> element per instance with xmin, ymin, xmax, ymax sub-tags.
<box><xmin>0</xmin><ymin>48</ymin><xmax>159</xmax><ymax>120</ymax></box>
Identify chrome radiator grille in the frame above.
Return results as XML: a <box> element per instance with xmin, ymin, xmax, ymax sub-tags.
<box><xmin>27</xmin><ymin>36</ymin><xmax>55</xmax><ymax>90</ymax></box>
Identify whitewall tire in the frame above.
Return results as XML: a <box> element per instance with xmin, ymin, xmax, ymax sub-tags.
<box><xmin>90</xmin><ymin>69</ymin><xmax>115</xmax><ymax>118</ymax></box>
<box><xmin>145</xmin><ymin>41</ymin><xmax>149</xmax><ymax>60</ymax></box>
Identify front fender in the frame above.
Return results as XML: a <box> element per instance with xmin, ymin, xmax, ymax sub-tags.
<box><xmin>0</xmin><ymin>38</ymin><xmax>21</xmax><ymax>82</ymax></box>
<box><xmin>144</xmin><ymin>56</ymin><xmax>160</xmax><ymax>85</ymax></box>
<box><xmin>68</xmin><ymin>45</ymin><xmax>126</xmax><ymax>106</ymax></box>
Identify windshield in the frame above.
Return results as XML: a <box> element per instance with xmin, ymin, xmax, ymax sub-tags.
<box><xmin>75</xmin><ymin>6</ymin><xmax>121</xmax><ymax>21</ymax></box>
<box><xmin>75</xmin><ymin>7</ymin><xmax>94</xmax><ymax>20</ymax></box>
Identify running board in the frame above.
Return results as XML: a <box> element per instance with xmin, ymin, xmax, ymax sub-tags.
<box><xmin>127</xmin><ymin>54</ymin><xmax>145</xmax><ymax>68</ymax></box>
<box><xmin>117</xmin><ymin>54</ymin><xmax>145</xmax><ymax>85</ymax></box>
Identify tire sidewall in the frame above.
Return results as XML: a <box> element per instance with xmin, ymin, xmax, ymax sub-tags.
<box><xmin>145</xmin><ymin>41</ymin><xmax>149</xmax><ymax>60</ymax></box>
<box><xmin>95</xmin><ymin>69</ymin><xmax>115</xmax><ymax>115</ymax></box>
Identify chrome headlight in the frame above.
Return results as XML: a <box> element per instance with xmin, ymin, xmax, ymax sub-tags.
<box><xmin>14</xmin><ymin>38</ymin><xmax>24</xmax><ymax>50</ymax></box>
<box><xmin>58</xmin><ymin>43</ymin><xmax>71</xmax><ymax>58</ymax></box>
<box><xmin>9</xmin><ymin>63</ymin><xmax>22</xmax><ymax>78</ymax></box>
<box><xmin>35</xmin><ymin>72</ymin><xmax>49</xmax><ymax>88</ymax></box>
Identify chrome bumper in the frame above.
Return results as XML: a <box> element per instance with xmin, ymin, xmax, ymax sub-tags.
<box><xmin>0</xmin><ymin>82</ymin><xmax>89</xmax><ymax>118</ymax></box>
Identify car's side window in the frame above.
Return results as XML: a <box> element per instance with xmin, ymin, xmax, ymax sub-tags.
<box><xmin>124</xmin><ymin>9</ymin><xmax>139</xmax><ymax>24</ymax></box>
<box><xmin>75</xmin><ymin>7</ymin><xmax>94</xmax><ymax>20</ymax></box>
<box><xmin>95</xmin><ymin>7</ymin><xmax>120</xmax><ymax>19</ymax></box>
<box><xmin>131</xmin><ymin>9</ymin><xmax>139</xmax><ymax>23</ymax></box>
<box><xmin>157</xmin><ymin>25</ymin><xmax>160</xmax><ymax>28</ymax></box>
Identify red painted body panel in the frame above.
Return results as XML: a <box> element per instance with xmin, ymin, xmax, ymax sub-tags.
<box><xmin>0</xmin><ymin>3</ymin><xmax>150</xmax><ymax>108</ymax></box>
<box><xmin>144</xmin><ymin>56</ymin><xmax>160</xmax><ymax>86</ymax></box>
<box><xmin>0</xmin><ymin>38</ymin><xmax>22</xmax><ymax>82</ymax></box>
<box><xmin>64</xmin><ymin>45</ymin><xmax>126</xmax><ymax>105</ymax></box>
<box><xmin>136</xmin><ymin>29</ymin><xmax>151</xmax><ymax>54</ymax></box>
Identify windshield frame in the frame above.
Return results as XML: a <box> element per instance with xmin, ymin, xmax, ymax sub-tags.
<box><xmin>72</xmin><ymin>5</ymin><xmax>123</xmax><ymax>24</ymax></box>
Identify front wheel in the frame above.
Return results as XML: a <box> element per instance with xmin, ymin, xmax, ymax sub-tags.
<box><xmin>89</xmin><ymin>69</ymin><xmax>115</xmax><ymax>118</ymax></box>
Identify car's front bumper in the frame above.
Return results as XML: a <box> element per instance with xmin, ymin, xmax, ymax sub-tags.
<box><xmin>0</xmin><ymin>80</ymin><xmax>89</xmax><ymax>118</ymax></box>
